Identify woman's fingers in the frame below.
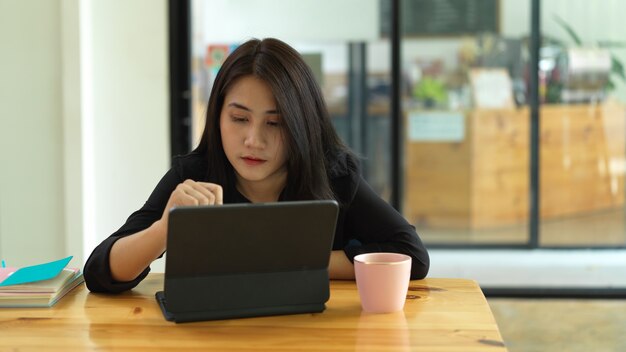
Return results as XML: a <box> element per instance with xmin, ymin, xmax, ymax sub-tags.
<box><xmin>182</xmin><ymin>187</ymin><xmax>208</xmax><ymax>205</ymax></box>
<box><xmin>181</xmin><ymin>180</ymin><xmax>209</xmax><ymax>205</ymax></box>
<box><xmin>159</xmin><ymin>180</ymin><xmax>224</xmax><ymax>232</ymax></box>
<box><xmin>179</xmin><ymin>180</ymin><xmax>223</xmax><ymax>206</ymax></box>
<box><xmin>199</xmin><ymin>182</ymin><xmax>223</xmax><ymax>205</ymax></box>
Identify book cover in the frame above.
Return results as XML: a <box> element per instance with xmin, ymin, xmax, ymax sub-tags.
<box><xmin>0</xmin><ymin>256</ymin><xmax>84</xmax><ymax>308</ymax></box>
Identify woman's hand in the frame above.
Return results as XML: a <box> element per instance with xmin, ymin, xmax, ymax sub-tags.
<box><xmin>110</xmin><ymin>180</ymin><xmax>223</xmax><ymax>282</ymax></box>
<box><xmin>155</xmin><ymin>179</ymin><xmax>224</xmax><ymax>233</ymax></box>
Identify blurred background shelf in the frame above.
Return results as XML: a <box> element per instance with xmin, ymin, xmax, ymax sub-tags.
<box><xmin>405</xmin><ymin>102</ymin><xmax>626</xmax><ymax>229</ymax></box>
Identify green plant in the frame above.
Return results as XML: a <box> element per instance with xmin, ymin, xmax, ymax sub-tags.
<box><xmin>553</xmin><ymin>14</ymin><xmax>626</xmax><ymax>91</ymax></box>
<box><xmin>413</xmin><ymin>77</ymin><xmax>447</xmax><ymax>107</ymax></box>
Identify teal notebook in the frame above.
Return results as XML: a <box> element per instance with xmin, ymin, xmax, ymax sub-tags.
<box><xmin>0</xmin><ymin>256</ymin><xmax>83</xmax><ymax>308</ymax></box>
<box><xmin>0</xmin><ymin>256</ymin><xmax>73</xmax><ymax>287</ymax></box>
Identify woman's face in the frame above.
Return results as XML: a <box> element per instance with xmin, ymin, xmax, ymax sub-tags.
<box><xmin>220</xmin><ymin>75</ymin><xmax>288</xmax><ymax>190</ymax></box>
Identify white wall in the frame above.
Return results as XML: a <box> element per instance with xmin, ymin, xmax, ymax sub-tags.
<box><xmin>0</xmin><ymin>0</ymin><xmax>65</xmax><ymax>267</ymax></box>
<box><xmin>194</xmin><ymin>0</ymin><xmax>379</xmax><ymax>75</ymax></box>
<box><xmin>197</xmin><ymin>0</ymin><xmax>379</xmax><ymax>43</ymax></box>
<box><xmin>0</xmin><ymin>0</ymin><xmax>169</xmax><ymax>271</ymax></box>
<box><xmin>84</xmin><ymin>0</ymin><xmax>169</xmax><ymax>271</ymax></box>
<box><xmin>61</xmin><ymin>0</ymin><xmax>85</xmax><ymax>271</ymax></box>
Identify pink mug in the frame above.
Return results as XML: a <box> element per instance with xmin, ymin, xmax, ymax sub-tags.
<box><xmin>354</xmin><ymin>253</ymin><xmax>412</xmax><ymax>313</ymax></box>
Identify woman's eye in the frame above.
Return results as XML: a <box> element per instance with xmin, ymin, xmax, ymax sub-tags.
<box><xmin>232</xmin><ymin>116</ymin><xmax>247</xmax><ymax>123</ymax></box>
<box><xmin>267</xmin><ymin>120</ymin><xmax>281</xmax><ymax>127</ymax></box>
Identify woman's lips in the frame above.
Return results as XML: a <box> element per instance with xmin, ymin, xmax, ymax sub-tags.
<box><xmin>242</xmin><ymin>156</ymin><xmax>266</xmax><ymax>166</ymax></box>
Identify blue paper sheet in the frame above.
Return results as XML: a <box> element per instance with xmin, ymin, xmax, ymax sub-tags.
<box><xmin>0</xmin><ymin>256</ymin><xmax>73</xmax><ymax>287</ymax></box>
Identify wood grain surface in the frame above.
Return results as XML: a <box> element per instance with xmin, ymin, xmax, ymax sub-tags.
<box><xmin>0</xmin><ymin>274</ymin><xmax>506</xmax><ymax>351</ymax></box>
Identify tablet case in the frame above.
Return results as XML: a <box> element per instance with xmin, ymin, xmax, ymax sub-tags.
<box><xmin>156</xmin><ymin>200</ymin><xmax>339</xmax><ymax>323</ymax></box>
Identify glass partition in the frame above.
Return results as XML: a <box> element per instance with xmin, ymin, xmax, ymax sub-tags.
<box><xmin>186</xmin><ymin>0</ymin><xmax>626</xmax><ymax>249</ymax></box>
<box><xmin>539</xmin><ymin>0</ymin><xmax>626</xmax><ymax>246</ymax></box>
<box><xmin>400</xmin><ymin>0</ymin><xmax>532</xmax><ymax>245</ymax></box>
<box><xmin>189</xmin><ymin>0</ymin><xmax>393</xmax><ymax>198</ymax></box>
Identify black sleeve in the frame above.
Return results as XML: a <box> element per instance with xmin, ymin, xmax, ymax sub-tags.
<box><xmin>83</xmin><ymin>166</ymin><xmax>183</xmax><ymax>293</ymax></box>
<box><xmin>342</xmin><ymin>177</ymin><xmax>430</xmax><ymax>279</ymax></box>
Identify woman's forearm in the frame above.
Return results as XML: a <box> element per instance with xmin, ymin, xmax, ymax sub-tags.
<box><xmin>329</xmin><ymin>250</ymin><xmax>355</xmax><ymax>280</ymax></box>
<box><xmin>109</xmin><ymin>220</ymin><xmax>167</xmax><ymax>282</ymax></box>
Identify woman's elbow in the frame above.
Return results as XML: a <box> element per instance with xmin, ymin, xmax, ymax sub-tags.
<box><xmin>410</xmin><ymin>254</ymin><xmax>430</xmax><ymax>280</ymax></box>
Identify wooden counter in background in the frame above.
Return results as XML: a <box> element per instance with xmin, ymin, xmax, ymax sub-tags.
<box><xmin>405</xmin><ymin>102</ymin><xmax>626</xmax><ymax>229</ymax></box>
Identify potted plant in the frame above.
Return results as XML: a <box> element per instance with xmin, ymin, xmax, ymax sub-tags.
<box><xmin>413</xmin><ymin>77</ymin><xmax>447</xmax><ymax>108</ymax></box>
<box><xmin>553</xmin><ymin>15</ymin><xmax>626</xmax><ymax>92</ymax></box>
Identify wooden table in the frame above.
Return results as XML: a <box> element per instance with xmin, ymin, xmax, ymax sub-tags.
<box><xmin>0</xmin><ymin>274</ymin><xmax>506</xmax><ymax>351</ymax></box>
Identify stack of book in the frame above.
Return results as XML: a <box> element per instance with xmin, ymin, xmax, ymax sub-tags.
<box><xmin>0</xmin><ymin>256</ymin><xmax>84</xmax><ymax>308</ymax></box>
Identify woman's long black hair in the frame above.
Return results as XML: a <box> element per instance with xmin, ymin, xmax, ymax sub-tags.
<box><xmin>193</xmin><ymin>38</ymin><xmax>353</xmax><ymax>201</ymax></box>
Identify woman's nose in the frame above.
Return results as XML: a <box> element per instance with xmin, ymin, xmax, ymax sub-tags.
<box><xmin>243</xmin><ymin>125</ymin><xmax>265</xmax><ymax>148</ymax></box>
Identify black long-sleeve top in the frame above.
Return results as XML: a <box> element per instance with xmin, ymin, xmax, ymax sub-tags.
<box><xmin>83</xmin><ymin>152</ymin><xmax>429</xmax><ymax>293</ymax></box>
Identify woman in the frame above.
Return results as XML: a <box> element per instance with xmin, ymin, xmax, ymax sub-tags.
<box><xmin>84</xmin><ymin>38</ymin><xmax>429</xmax><ymax>293</ymax></box>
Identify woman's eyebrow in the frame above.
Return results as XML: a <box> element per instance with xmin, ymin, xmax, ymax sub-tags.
<box><xmin>227</xmin><ymin>102</ymin><xmax>278</xmax><ymax>115</ymax></box>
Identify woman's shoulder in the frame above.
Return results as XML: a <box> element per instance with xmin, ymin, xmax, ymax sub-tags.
<box><xmin>328</xmin><ymin>150</ymin><xmax>361</xmax><ymax>202</ymax></box>
<box><xmin>328</xmin><ymin>150</ymin><xmax>360</xmax><ymax>180</ymax></box>
<box><xmin>171</xmin><ymin>152</ymin><xmax>208</xmax><ymax>181</ymax></box>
